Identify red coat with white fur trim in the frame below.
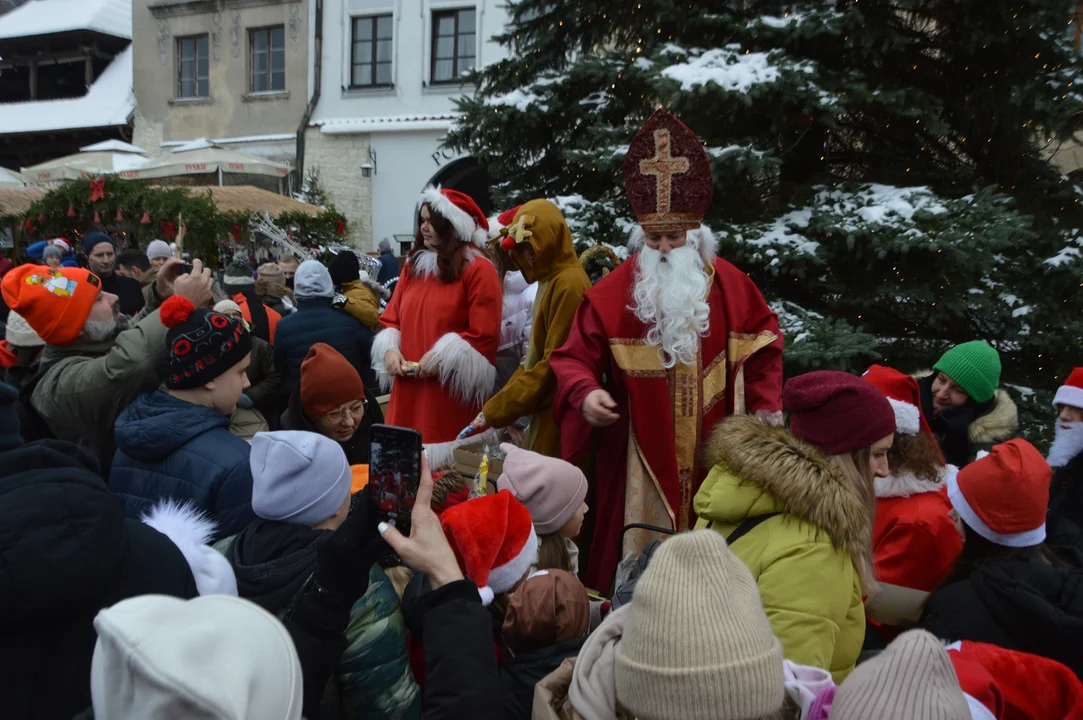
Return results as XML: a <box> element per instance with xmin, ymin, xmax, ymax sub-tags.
<box><xmin>872</xmin><ymin>467</ymin><xmax>963</xmax><ymax>592</ymax></box>
<box><xmin>373</xmin><ymin>252</ymin><xmax>502</xmax><ymax>444</ymax></box>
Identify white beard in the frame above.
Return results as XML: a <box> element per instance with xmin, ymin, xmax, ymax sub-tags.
<box><xmin>1048</xmin><ymin>422</ymin><xmax>1083</xmax><ymax>468</ymax></box>
<box><xmin>631</xmin><ymin>245</ymin><xmax>711</xmax><ymax>369</ymax></box>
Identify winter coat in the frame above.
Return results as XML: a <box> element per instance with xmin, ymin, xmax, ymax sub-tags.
<box><xmin>275</xmin><ymin>296</ymin><xmax>378</xmax><ymax>391</ymax></box>
<box><xmin>219</xmin><ymin>520</ymin><xmax>421</xmax><ymax>719</ymax></box>
<box><xmin>235</xmin><ymin>289</ymin><xmax>283</xmax><ymax>345</ymax></box>
<box><xmin>245</xmin><ymin>334</ymin><xmax>286</xmax><ymax>420</ymax></box>
<box><xmin>921</xmin><ymin>554</ymin><xmax>1083</xmax><ymax>677</ymax></box>
<box><xmin>110</xmin><ymin>390</ymin><xmax>256</xmax><ymax>539</ymax></box>
<box><xmin>280</xmin><ymin>382</ymin><xmax>384</xmax><ymax>465</ymax></box>
<box><xmin>917</xmin><ymin>373</ymin><xmax>1018</xmax><ymax>467</ymax></box>
<box><xmin>694</xmin><ymin>415</ymin><xmax>871</xmax><ymax>682</ymax></box>
<box><xmin>498</xmin><ymin>271</ymin><xmax>537</xmax><ymax>355</ymax></box>
<box><xmin>26</xmin><ymin>240</ymin><xmax>79</xmax><ymax>268</ymax></box>
<box><xmin>873</xmin><ymin>467</ymin><xmax>963</xmax><ymax>592</ymax></box>
<box><xmin>101</xmin><ymin>271</ymin><xmax>146</xmax><ymax>317</ymax></box>
<box><xmin>338</xmin><ymin>277</ymin><xmax>388</xmax><ymax>332</ymax></box>
<box><xmin>1049</xmin><ymin>453</ymin><xmax>1083</xmax><ymax>549</ymax></box>
<box><xmin>377</xmin><ymin>250</ymin><xmax>401</xmax><ymax>287</ymax></box>
<box><xmin>502</xmin><ymin>635</ymin><xmax>585</xmax><ymax>720</ymax></box>
<box><xmin>31</xmin><ymin>307</ymin><xmax>169</xmax><ymax>474</ymax></box>
<box><xmin>533</xmin><ymin>658</ymin><xmax>588</xmax><ymax>720</ymax></box>
<box><xmin>0</xmin><ymin>439</ymin><xmax>198</xmax><ymax>720</ymax></box>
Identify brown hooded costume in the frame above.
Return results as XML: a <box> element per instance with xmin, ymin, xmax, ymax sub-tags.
<box><xmin>483</xmin><ymin>200</ymin><xmax>591</xmax><ymax>458</ymax></box>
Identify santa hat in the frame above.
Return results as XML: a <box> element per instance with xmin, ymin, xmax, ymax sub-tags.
<box><xmin>1053</xmin><ymin>368</ymin><xmax>1083</xmax><ymax>412</ymax></box>
<box><xmin>439</xmin><ymin>490</ymin><xmax>538</xmax><ymax>606</ymax></box>
<box><xmin>488</xmin><ymin>206</ymin><xmax>522</xmax><ymax>239</ymax></box>
<box><xmin>50</xmin><ymin>237</ymin><xmax>73</xmax><ymax>254</ymax></box>
<box><xmin>862</xmin><ymin>364</ymin><xmax>932</xmax><ymax>436</ymax></box>
<box><xmin>947</xmin><ymin>439</ymin><xmax>1050</xmax><ymax>548</ymax></box>
<box><xmin>419</xmin><ymin>185</ymin><xmax>490</xmax><ymax>247</ymax></box>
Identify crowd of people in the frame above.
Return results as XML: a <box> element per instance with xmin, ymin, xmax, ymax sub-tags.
<box><xmin>1</xmin><ymin>106</ymin><xmax>1082</xmax><ymax>720</ymax></box>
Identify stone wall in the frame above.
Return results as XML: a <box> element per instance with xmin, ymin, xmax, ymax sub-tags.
<box><xmin>303</xmin><ymin>128</ymin><xmax>373</xmax><ymax>249</ymax></box>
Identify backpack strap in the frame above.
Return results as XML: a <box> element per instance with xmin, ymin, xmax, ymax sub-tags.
<box><xmin>707</xmin><ymin>513</ymin><xmax>781</xmax><ymax>546</ymax></box>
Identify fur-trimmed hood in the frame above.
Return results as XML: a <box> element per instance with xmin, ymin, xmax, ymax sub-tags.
<box><xmin>255</xmin><ymin>279</ymin><xmax>294</xmax><ymax>302</ymax></box>
<box><xmin>349</xmin><ymin>275</ymin><xmax>391</xmax><ymax>300</ymax></box>
<box><xmin>699</xmin><ymin>415</ymin><xmax>872</xmax><ymax>571</ymax></box>
<box><xmin>875</xmin><ymin>464</ymin><xmax>957</xmax><ymax>499</ymax></box>
<box><xmin>913</xmin><ymin>371</ymin><xmax>1018</xmax><ymax>444</ymax></box>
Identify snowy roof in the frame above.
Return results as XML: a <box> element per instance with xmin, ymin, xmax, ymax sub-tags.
<box><xmin>0</xmin><ymin>45</ymin><xmax>133</xmax><ymax>135</ymax></box>
<box><xmin>80</xmin><ymin>139</ymin><xmax>145</xmax><ymax>154</ymax></box>
<box><xmin>0</xmin><ymin>0</ymin><xmax>132</xmax><ymax>41</ymax></box>
<box><xmin>316</xmin><ymin>113</ymin><xmax>456</xmax><ymax>135</ymax></box>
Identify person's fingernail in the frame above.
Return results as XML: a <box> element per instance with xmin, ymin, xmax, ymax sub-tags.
<box><xmin>378</xmin><ymin>522</ymin><xmax>389</xmax><ymax>534</ymax></box>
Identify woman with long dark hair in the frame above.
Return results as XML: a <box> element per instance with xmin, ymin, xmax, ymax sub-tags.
<box><xmin>371</xmin><ymin>187</ymin><xmax>502</xmax><ymax>457</ymax></box>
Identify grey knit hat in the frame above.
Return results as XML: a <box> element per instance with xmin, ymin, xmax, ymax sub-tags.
<box><xmin>6</xmin><ymin>311</ymin><xmax>45</xmax><ymax>348</ymax></box>
<box><xmin>146</xmin><ymin>240</ymin><xmax>173</xmax><ymax>261</ymax></box>
<box><xmin>615</xmin><ymin>530</ymin><xmax>784</xmax><ymax>720</ymax></box>
<box><xmin>222</xmin><ymin>259</ymin><xmax>255</xmax><ymax>289</ymax></box>
<box><xmin>249</xmin><ymin>431</ymin><xmax>351</xmax><ymax>527</ymax></box>
<box><xmin>42</xmin><ymin>245</ymin><xmax>62</xmax><ymax>260</ymax></box>
<box><xmin>293</xmin><ymin>260</ymin><xmax>333</xmax><ymax>299</ymax></box>
<box><xmin>832</xmin><ymin>630</ymin><xmax>970</xmax><ymax>720</ymax></box>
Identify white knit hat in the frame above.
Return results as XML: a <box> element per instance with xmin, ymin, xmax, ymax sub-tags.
<box><xmin>90</xmin><ymin>595</ymin><xmax>303</xmax><ymax>720</ymax></box>
<box><xmin>5</xmin><ymin>311</ymin><xmax>45</xmax><ymax>348</ymax></box>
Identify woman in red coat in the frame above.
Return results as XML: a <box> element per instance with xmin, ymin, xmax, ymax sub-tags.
<box><xmin>863</xmin><ymin>365</ymin><xmax>963</xmax><ymax>592</ymax></box>
<box><xmin>371</xmin><ymin>187</ymin><xmax>502</xmax><ymax>457</ymax></box>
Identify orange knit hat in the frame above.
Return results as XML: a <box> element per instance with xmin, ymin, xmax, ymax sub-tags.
<box><xmin>300</xmin><ymin>343</ymin><xmax>366</xmax><ymax>419</ymax></box>
<box><xmin>1</xmin><ymin>265</ymin><xmax>102</xmax><ymax>346</ymax></box>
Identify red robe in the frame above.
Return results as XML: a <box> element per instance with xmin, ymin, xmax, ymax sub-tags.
<box><xmin>374</xmin><ymin>255</ymin><xmax>502</xmax><ymax>445</ymax></box>
<box><xmin>550</xmin><ymin>254</ymin><xmax>783</xmax><ymax>590</ymax></box>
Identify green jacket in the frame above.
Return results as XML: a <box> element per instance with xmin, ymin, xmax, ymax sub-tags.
<box><xmin>31</xmin><ymin>308</ymin><xmax>168</xmax><ymax>464</ymax></box>
<box><xmin>694</xmin><ymin>416</ymin><xmax>874</xmax><ymax>682</ymax></box>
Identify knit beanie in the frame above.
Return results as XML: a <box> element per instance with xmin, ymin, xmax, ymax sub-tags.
<box><xmin>160</xmin><ymin>296</ymin><xmax>252</xmax><ymax>390</ymax></box>
<box><xmin>502</xmin><ymin>569</ymin><xmax>589</xmax><ymax>656</ymax></box>
<box><xmin>223</xmin><ymin>258</ymin><xmax>255</xmax><ymax>290</ymax></box>
<box><xmin>832</xmin><ymin>630</ymin><xmax>970</xmax><ymax>720</ymax></box>
<box><xmin>328</xmin><ymin>251</ymin><xmax>361</xmax><ymax>286</ymax></box>
<box><xmin>947</xmin><ymin>438</ymin><xmax>1050</xmax><ymax>547</ymax></box>
<box><xmin>1</xmin><ymin>264</ymin><xmax>102</xmax><ymax>346</ymax></box>
<box><xmin>933</xmin><ymin>341</ymin><xmax>1001</xmax><ymax>404</ymax></box>
<box><xmin>5</xmin><ymin>310</ymin><xmax>45</xmax><ymax>348</ymax></box>
<box><xmin>440</xmin><ymin>491</ymin><xmax>539</xmax><ymax>606</ymax></box>
<box><xmin>42</xmin><ymin>245</ymin><xmax>61</xmax><ymax>260</ymax></box>
<box><xmin>249</xmin><ymin>431</ymin><xmax>352</xmax><ymax>526</ymax></box>
<box><xmin>90</xmin><ymin>595</ymin><xmax>303</xmax><ymax>720</ymax></box>
<box><xmin>785</xmin><ymin>370</ymin><xmax>896</xmax><ymax>455</ymax></box>
<box><xmin>257</xmin><ymin>262</ymin><xmax>285</xmax><ymax>287</ymax></box>
<box><xmin>615</xmin><ymin>530</ymin><xmax>785</xmax><ymax>720</ymax></box>
<box><xmin>146</xmin><ymin>239</ymin><xmax>173</xmax><ymax>261</ymax></box>
<box><xmin>1053</xmin><ymin>367</ymin><xmax>1083</xmax><ymax>411</ymax></box>
<box><xmin>496</xmin><ymin>443</ymin><xmax>588</xmax><ymax>535</ymax></box>
<box><xmin>0</xmin><ymin>382</ymin><xmax>22</xmax><ymax>452</ymax></box>
<box><xmin>213</xmin><ymin>299</ymin><xmax>243</xmax><ymax>316</ymax></box>
<box><xmin>83</xmin><ymin>231</ymin><xmax>116</xmax><ymax>256</ymax></box>
<box><xmin>294</xmin><ymin>260</ymin><xmax>334</xmax><ymax>299</ymax></box>
<box><xmin>301</xmin><ymin>343</ymin><xmax>366</xmax><ymax>419</ymax></box>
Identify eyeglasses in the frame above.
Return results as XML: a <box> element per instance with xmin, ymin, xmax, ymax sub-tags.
<box><xmin>324</xmin><ymin>400</ymin><xmax>366</xmax><ymax>425</ymax></box>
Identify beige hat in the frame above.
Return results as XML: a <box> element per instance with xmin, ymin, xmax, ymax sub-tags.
<box><xmin>5</xmin><ymin>311</ymin><xmax>45</xmax><ymax>348</ymax></box>
<box><xmin>258</xmin><ymin>262</ymin><xmax>285</xmax><ymax>286</ymax></box>
<box><xmin>90</xmin><ymin>594</ymin><xmax>303</xmax><ymax>720</ymax></box>
<box><xmin>832</xmin><ymin>630</ymin><xmax>970</xmax><ymax>720</ymax></box>
<box><xmin>615</xmin><ymin>530</ymin><xmax>784</xmax><ymax>720</ymax></box>
<box><xmin>213</xmin><ymin>299</ymin><xmax>243</xmax><ymax>316</ymax></box>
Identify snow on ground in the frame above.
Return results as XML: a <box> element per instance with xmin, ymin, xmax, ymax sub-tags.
<box><xmin>0</xmin><ymin>0</ymin><xmax>131</xmax><ymax>40</ymax></box>
<box><xmin>661</xmin><ymin>45</ymin><xmax>780</xmax><ymax>93</ymax></box>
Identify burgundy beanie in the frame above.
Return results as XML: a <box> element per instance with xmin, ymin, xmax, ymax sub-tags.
<box><xmin>785</xmin><ymin>370</ymin><xmax>896</xmax><ymax>455</ymax></box>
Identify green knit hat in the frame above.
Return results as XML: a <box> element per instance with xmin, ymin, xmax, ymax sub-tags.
<box><xmin>933</xmin><ymin>341</ymin><xmax>1001</xmax><ymax>404</ymax></box>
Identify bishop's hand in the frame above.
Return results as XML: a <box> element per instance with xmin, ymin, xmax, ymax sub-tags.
<box><xmin>582</xmin><ymin>389</ymin><xmax>620</xmax><ymax>428</ymax></box>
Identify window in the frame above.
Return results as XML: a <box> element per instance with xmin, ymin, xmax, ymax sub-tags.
<box><xmin>177</xmin><ymin>35</ymin><xmax>209</xmax><ymax>98</ymax></box>
<box><xmin>351</xmin><ymin>14</ymin><xmax>393</xmax><ymax>87</ymax></box>
<box><xmin>249</xmin><ymin>26</ymin><xmax>285</xmax><ymax>93</ymax></box>
<box><xmin>431</xmin><ymin>8</ymin><xmax>476</xmax><ymax>84</ymax></box>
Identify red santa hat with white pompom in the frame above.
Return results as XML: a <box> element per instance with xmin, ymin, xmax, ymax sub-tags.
<box><xmin>861</xmin><ymin>364</ymin><xmax>933</xmax><ymax>437</ymax></box>
<box><xmin>418</xmin><ymin>185</ymin><xmax>491</xmax><ymax>247</ymax></box>
<box><xmin>1053</xmin><ymin>367</ymin><xmax>1083</xmax><ymax>411</ymax></box>
<box><xmin>439</xmin><ymin>490</ymin><xmax>538</xmax><ymax>606</ymax></box>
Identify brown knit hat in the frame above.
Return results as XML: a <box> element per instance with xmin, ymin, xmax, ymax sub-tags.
<box><xmin>257</xmin><ymin>262</ymin><xmax>285</xmax><ymax>287</ymax></box>
<box><xmin>832</xmin><ymin>630</ymin><xmax>970</xmax><ymax>720</ymax></box>
<box><xmin>300</xmin><ymin>343</ymin><xmax>365</xmax><ymax>419</ymax></box>
<box><xmin>615</xmin><ymin>530</ymin><xmax>784</xmax><ymax>720</ymax></box>
<box><xmin>501</xmin><ymin>569</ymin><xmax>589</xmax><ymax>656</ymax></box>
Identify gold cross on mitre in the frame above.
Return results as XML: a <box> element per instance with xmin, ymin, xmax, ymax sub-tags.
<box><xmin>639</xmin><ymin>129</ymin><xmax>690</xmax><ymax>214</ymax></box>
<box><xmin>505</xmin><ymin>214</ymin><xmax>535</xmax><ymax>245</ymax></box>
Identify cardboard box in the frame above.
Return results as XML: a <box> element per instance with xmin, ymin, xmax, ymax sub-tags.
<box><xmin>452</xmin><ymin>442</ymin><xmax>504</xmax><ymax>494</ymax></box>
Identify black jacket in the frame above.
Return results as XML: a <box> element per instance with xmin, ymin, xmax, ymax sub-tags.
<box><xmin>223</xmin><ymin>519</ymin><xmax>330</xmax><ymax>613</ymax></box>
<box><xmin>920</xmin><ymin>555</ymin><xmax>1083</xmax><ymax>676</ymax></box>
<box><xmin>501</xmin><ymin>636</ymin><xmax>586</xmax><ymax>720</ymax></box>
<box><xmin>274</xmin><ymin>297</ymin><xmax>377</xmax><ymax>391</ymax></box>
<box><xmin>377</xmin><ymin>250</ymin><xmax>401</xmax><ymax>287</ymax></box>
<box><xmin>0</xmin><ymin>440</ymin><xmax>197</xmax><ymax>720</ymax></box>
<box><xmin>1049</xmin><ymin>454</ymin><xmax>1083</xmax><ymax>548</ymax></box>
<box><xmin>280</xmin><ymin>382</ymin><xmax>384</xmax><ymax>465</ymax></box>
<box><xmin>101</xmin><ymin>271</ymin><xmax>146</xmax><ymax>317</ymax></box>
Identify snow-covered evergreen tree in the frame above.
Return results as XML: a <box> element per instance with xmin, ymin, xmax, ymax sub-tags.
<box><xmin>446</xmin><ymin>0</ymin><xmax>1083</xmax><ymax>439</ymax></box>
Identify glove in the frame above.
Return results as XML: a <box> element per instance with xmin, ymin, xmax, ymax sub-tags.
<box><xmin>315</xmin><ymin>486</ymin><xmax>388</xmax><ymax>601</ymax></box>
<box><xmin>236</xmin><ymin>393</ymin><xmax>254</xmax><ymax>409</ymax></box>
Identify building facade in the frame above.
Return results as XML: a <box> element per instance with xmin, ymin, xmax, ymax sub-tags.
<box><xmin>131</xmin><ymin>0</ymin><xmax>309</xmax><ymax>166</ymax></box>
<box><xmin>304</xmin><ymin>0</ymin><xmax>509</xmax><ymax>249</ymax></box>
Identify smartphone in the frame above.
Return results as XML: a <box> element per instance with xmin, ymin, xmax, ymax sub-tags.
<box><xmin>177</xmin><ymin>263</ymin><xmax>194</xmax><ymax>275</ymax></box>
<box><xmin>369</xmin><ymin>424</ymin><xmax>422</xmax><ymax>536</ymax></box>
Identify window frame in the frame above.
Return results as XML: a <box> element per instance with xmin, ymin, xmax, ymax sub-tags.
<box><xmin>248</xmin><ymin>25</ymin><xmax>286</xmax><ymax>94</ymax></box>
<box><xmin>349</xmin><ymin>13</ymin><xmax>394</xmax><ymax>89</ymax></box>
<box><xmin>430</xmin><ymin>7</ymin><xmax>477</xmax><ymax>85</ymax></box>
<box><xmin>175</xmin><ymin>34</ymin><xmax>210</xmax><ymax>99</ymax></box>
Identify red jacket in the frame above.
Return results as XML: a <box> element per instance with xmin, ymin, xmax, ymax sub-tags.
<box><xmin>872</xmin><ymin>467</ymin><xmax>963</xmax><ymax>592</ymax></box>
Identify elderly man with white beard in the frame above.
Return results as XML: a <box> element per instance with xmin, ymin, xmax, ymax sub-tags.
<box><xmin>550</xmin><ymin>108</ymin><xmax>784</xmax><ymax>589</ymax></box>
<box><xmin>1047</xmin><ymin>368</ymin><xmax>1083</xmax><ymax>547</ymax></box>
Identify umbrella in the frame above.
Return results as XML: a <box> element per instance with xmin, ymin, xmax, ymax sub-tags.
<box><xmin>21</xmin><ymin>143</ymin><xmax>150</xmax><ymax>183</ymax></box>
<box><xmin>132</xmin><ymin>139</ymin><xmax>290</xmax><ymax>183</ymax></box>
<box><xmin>0</xmin><ymin>167</ymin><xmax>27</xmax><ymax>188</ymax></box>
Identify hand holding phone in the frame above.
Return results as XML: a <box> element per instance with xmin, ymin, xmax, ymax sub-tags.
<box><xmin>369</xmin><ymin>424</ymin><xmax>423</xmax><ymax>537</ymax></box>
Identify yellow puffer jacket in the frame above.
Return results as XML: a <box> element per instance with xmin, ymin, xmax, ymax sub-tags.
<box><xmin>338</xmin><ymin>278</ymin><xmax>387</xmax><ymax>331</ymax></box>
<box><xmin>694</xmin><ymin>415</ymin><xmax>874</xmax><ymax>682</ymax></box>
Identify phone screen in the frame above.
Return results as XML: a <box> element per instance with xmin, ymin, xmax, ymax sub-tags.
<box><xmin>369</xmin><ymin>424</ymin><xmax>422</xmax><ymax>536</ymax></box>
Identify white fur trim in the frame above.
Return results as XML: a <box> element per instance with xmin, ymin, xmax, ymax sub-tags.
<box><xmin>888</xmin><ymin>397</ymin><xmax>920</xmax><ymax>435</ymax></box>
<box><xmin>370</xmin><ymin>328</ymin><xmax>402</xmax><ymax>393</ymax></box>
<box><xmin>478</xmin><ymin>585</ymin><xmax>496</xmax><ymax>606</ymax></box>
<box><xmin>874</xmin><ymin>464</ymin><xmax>955</xmax><ymax>499</ymax></box>
<box><xmin>429</xmin><ymin>333</ymin><xmax>496</xmax><ymax>407</ymax></box>
<box><xmin>419</xmin><ymin>185</ymin><xmax>487</xmax><ymax>247</ymax></box>
<box><xmin>1054</xmin><ymin>385</ymin><xmax>1083</xmax><ymax>411</ymax></box>
<box><xmin>141</xmin><ymin>500</ymin><xmax>238</xmax><ymax>597</ymax></box>
<box><xmin>410</xmin><ymin>250</ymin><xmax>439</xmax><ymax>279</ymax></box>
<box><xmin>486</xmin><ymin>525</ymin><xmax>538</xmax><ymax>595</ymax></box>
<box><xmin>947</xmin><ymin>470</ymin><xmax>1046</xmax><ymax>547</ymax></box>
<box><xmin>965</xmin><ymin>694</ymin><xmax>997</xmax><ymax>720</ymax></box>
<box><xmin>424</xmin><ymin>427</ymin><xmax>499</xmax><ymax>470</ymax></box>
<box><xmin>628</xmin><ymin>223</ymin><xmax>717</xmax><ymax>265</ymax></box>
